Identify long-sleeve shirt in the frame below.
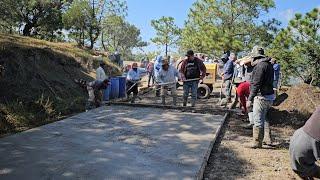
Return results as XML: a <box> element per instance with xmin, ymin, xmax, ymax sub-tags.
<box><xmin>223</xmin><ymin>59</ymin><xmax>234</xmax><ymax>80</ymax></box>
<box><xmin>273</xmin><ymin>63</ymin><xmax>280</xmax><ymax>81</ymax></box>
<box><xmin>179</xmin><ymin>57</ymin><xmax>206</xmax><ymax>80</ymax></box>
<box><xmin>236</xmin><ymin>81</ymin><xmax>250</xmax><ymax>113</ymax></box>
<box><xmin>96</xmin><ymin>66</ymin><xmax>107</xmax><ymax>81</ymax></box>
<box><xmin>158</xmin><ymin>66</ymin><xmax>180</xmax><ymax>87</ymax></box>
<box><xmin>126</xmin><ymin>69</ymin><xmax>141</xmax><ymax>82</ymax></box>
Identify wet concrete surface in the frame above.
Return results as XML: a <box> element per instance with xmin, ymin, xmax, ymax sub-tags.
<box><xmin>0</xmin><ymin>105</ymin><xmax>225</xmax><ymax>180</ymax></box>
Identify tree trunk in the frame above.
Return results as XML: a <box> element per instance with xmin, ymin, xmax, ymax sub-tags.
<box><xmin>101</xmin><ymin>32</ymin><xmax>107</xmax><ymax>51</ymax></box>
<box><xmin>165</xmin><ymin>43</ymin><xmax>168</xmax><ymax>57</ymax></box>
<box><xmin>23</xmin><ymin>23</ymin><xmax>33</xmax><ymax>36</ymax></box>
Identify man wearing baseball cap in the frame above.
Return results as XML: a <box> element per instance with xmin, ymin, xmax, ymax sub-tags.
<box><xmin>179</xmin><ymin>50</ymin><xmax>206</xmax><ymax>107</ymax></box>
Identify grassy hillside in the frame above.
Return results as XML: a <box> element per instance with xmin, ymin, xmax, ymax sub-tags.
<box><xmin>0</xmin><ymin>34</ymin><xmax>120</xmax><ymax>135</ymax></box>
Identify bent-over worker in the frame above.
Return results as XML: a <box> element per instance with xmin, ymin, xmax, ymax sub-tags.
<box><xmin>126</xmin><ymin>62</ymin><xmax>141</xmax><ymax>103</ymax></box>
<box><xmin>86</xmin><ymin>79</ymin><xmax>109</xmax><ymax>110</ymax></box>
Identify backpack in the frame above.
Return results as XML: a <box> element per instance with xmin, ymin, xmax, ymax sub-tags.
<box><xmin>185</xmin><ymin>59</ymin><xmax>200</xmax><ymax>79</ymax></box>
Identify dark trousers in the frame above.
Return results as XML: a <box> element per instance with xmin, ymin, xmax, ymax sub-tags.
<box><xmin>148</xmin><ymin>72</ymin><xmax>154</xmax><ymax>86</ymax></box>
<box><xmin>127</xmin><ymin>81</ymin><xmax>138</xmax><ymax>96</ymax></box>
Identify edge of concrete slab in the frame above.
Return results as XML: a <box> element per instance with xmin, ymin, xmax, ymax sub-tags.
<box><xmin>196</xmin><ymin>112</ymin><xmax>230</xmax><ymax>180</ymax></box>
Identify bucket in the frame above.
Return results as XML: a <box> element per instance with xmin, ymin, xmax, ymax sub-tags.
<box><xmin>118</xmin><ymin>76</ymin><xmax>126</xmax><ymax>98</ymax></box>
<box><xmin>103</xmin><ymin>85</ymin><xmax>111</xmax><ymax>101</ymax></box>
<box><xmin>110</xmin><ymin>77</ymin><xmax>119</xmax><ymax>99</ymax></box>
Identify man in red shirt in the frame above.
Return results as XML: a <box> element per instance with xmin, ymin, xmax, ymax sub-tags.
<box><xmin>236</xmin><ymin>81</ymin><xmax>250</xmax><ymax>114</ymax></box>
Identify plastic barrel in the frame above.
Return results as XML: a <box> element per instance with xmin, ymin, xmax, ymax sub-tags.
<box><xmin>118</xmin><ymin>76</ymin><xmax>126</xmax><ymax>98</ymax></box>
<box><xmin>110</xmin><ymin>77</ymin><xmax>119</xmax><ymax>99</ymax></box>
<box><xmin>103</xmin><ymin>85</ymin><xmax>111</xmax><ymax>101</ymax></box>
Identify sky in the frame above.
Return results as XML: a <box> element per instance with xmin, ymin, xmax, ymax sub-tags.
<box><xmin>126</xmin><ymin>0</ymin><xmax>320</xmax><ymax>54</ymax></box>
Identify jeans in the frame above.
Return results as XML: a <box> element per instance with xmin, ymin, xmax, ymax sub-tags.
<box><xmin>253</xmin><ymin>96</ymin><xmax>273</xmax><ymax>128</ymax></box>
<box><xmin>183</xmin><ymin>80</ymin><xmax>198</xmax><ymax>100</ymax></box>
<box><xmin>224</xmin><ymin>79</ymin><xmax>232</xmax><ymax>99</ymax></box>
<box><xmin>148</xmin><ymin>72</ymin><xmax>154</xmax><ymax>86</ymax></box>
<box><xmin>273</xmin><ymin>80</ymin><xmax>279</xmax><ymax>89</ymax></box>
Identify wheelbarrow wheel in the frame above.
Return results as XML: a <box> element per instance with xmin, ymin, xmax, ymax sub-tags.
<box><xmin>197</xmin><ymin>84</ymin><xmax>211</xmax><ymax>99</ymax></box>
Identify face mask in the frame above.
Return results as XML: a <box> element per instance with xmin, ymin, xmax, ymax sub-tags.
<box><xmin>133</xmin><ymin>68</ymin><xmax>137</xmax><ymax>71</ymax></box>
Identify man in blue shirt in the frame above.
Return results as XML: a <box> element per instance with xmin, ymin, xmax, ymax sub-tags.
<box><xmin>271</xmin><ymin>58</ymin><xmax>280</xmax><ymax>89</ymax></box>
<box><xmin>126</xmin><ymin>62</ymin><xmax>141</xmax><ymax>103</ymax></box>
<box><xmin>222</xmin><ymin>53</ymin><xmax>236</xmax><ymax>102</ymax></box>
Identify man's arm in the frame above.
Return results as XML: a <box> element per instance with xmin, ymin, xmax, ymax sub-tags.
<box><xmin>179</xmin><ymin>60</ymin><xmax>187</xmax><ymax>80</ymax></box>
<box><xmin>248</xmin><ymin>64</ymin><xmax>264</xmax><ymax>101</ymax></box>
<box><xmin>198</xmin><ymin>59</ymin><xmax>207</xmax><ymax>79</ymax></box>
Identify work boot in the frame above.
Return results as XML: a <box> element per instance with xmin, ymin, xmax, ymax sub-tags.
<box><xmin>183</xmin><ymin>97</ymin><xmax>187</xmax><ymax>107</ymax></box>
<box><xmin>251</xmin><ymin>127</ymin><xmax>264</xmax><ymax>149</ymax></box>
<box><xmin>161</xmin><ymin>96</ymin><xmax>166</xmax><ymax>105</ymax></box>
<box><xmin>173</xmin><ymin>96</ymin><xmax>177</xmax><ymax>106</ymax></box>
<box><xmin>191</xmin><ymin>99</ymin><xmax>196</xmax><ymax>107</ymax></box>
<box><xmin>131</xmin><ymin>95</ymin><xmax>137</xmax><ymax>103</ymax></box>
<box><xmin>263</xmin><ymin>121</ymin><xmax>273</xmax><ymax>146</ymax></box>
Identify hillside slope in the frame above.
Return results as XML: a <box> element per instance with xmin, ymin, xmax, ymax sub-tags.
<box><xmin>0</xmin><ymin>34</ymin><xmax>120</xmax><ymax>135</ymax></box>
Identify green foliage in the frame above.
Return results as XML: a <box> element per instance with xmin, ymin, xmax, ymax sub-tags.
<box><xmin>0</xmin><ymin>0</ymin><xmax>65</xmax><ymax>39</ymax></box>
<box><xmin>268</xmin><ymin>8</ymin><xmax>320</xmax><ymax>85</ymax></box>
<box><xmin>180</xmin><ymin>0</ymin><xmax>276</xmax><ymax>56</ymax></box>
<box><xmin>101</xmin><ymin>15</ymin><xmax>147</xmax><ymax>60</ymax></box>
<box><xmin>151</xmin><ymin>16</ymin><xmax>181</xmax><ymax>56</ymax></box>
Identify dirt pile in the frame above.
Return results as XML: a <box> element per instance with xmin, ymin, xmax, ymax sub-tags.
<box><xmin>271</xmin><ymin>84</ymin><xmax>320</xmax><ymax>127</ymax></box>
<box><xmin>0</xmin><ymin>34</ymin><xmax>120</xmax><ymax>135</ymax></box>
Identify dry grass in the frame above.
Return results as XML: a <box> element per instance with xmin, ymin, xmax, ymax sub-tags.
<box><xmin>0</xmin><ymin>33</ymin><xmax>120</xmax><ymax>71</ymax></box>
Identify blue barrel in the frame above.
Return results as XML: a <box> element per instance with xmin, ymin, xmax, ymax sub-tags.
<box><xmin>103</xmin><ymin>85</ymin><xmax>111</xmax><ymax>101</ymax></box>
<box><xmin>110</xmin><ymin>77</ymin><xmax>119</xmax><ymax>99</ymax></box>
<box><xmin>118</xmin><ymin>76</ymin><xmax>126</xmax><ymax>98</ymax></box>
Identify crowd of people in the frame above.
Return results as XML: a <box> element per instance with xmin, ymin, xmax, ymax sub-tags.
<box><xmin>82</xmin><ymin>47</ymin><xmax>320</xmax><ymax>179</ymax></box>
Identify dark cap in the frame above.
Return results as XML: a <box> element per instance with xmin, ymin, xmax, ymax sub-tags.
<box><xmin>186</xmin><ymin>50</ymin><xmax>194</xmax><ymax>56</ymax></box>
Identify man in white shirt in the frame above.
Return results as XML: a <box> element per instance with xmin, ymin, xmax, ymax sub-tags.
<box><xmin>96</xmin><ymin>61</ymin><xmax>107</xmax><ymax>81</ymax></box>
<box><xmin>126</xmin><ymin>62</ymin><xmax>141</xmax><ymax>103</ymax></box>
<box><xmin>158</xmin><ymin>59</ymin><xmax>180</xmax><ymax>105</ymax></box>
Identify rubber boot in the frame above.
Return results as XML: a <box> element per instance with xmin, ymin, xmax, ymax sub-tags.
<box><xmin>251</xmin><ymin>127</ymin><xmax>263</xmax><ymax>149</ymax></box>
<box><xmin>131</xmin><ymin>94</ymin><xmax>137</xmax><ymax>103</ymax></box>
<box><xmin>263</xmin><ymin>121</ymin><xmax>272</xmax><ymax>146</ymax></box>
<box><xmin>183</xmin><ymin>97</ymin><xmax>187</xmax><ymax>107</ymax></box>
<box><xmin>161</xmin><ymin>96</ymin><xmax>166</xmax><ymax>105</ymax></box>
<box><xmin>191</xmin><ymin>99</ymin><xmax>196</xmax><ymax>107</ymax></box>
<box><xmin>173</xmin><ymin>96</ymin><xmax>177</xmax><ymax>106</ymax></box>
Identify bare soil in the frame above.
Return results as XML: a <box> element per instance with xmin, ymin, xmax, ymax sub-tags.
<box><xmin>203</xmin><ymin>113</ymin><xmax>299</xmax><ymax>179</ymax></box>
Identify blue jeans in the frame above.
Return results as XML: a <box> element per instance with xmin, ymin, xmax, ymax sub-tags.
<box><xmin>183</xmin><ymin>80</ymin><xmax>198</xmax><ymax>100</ymax></box>
<box><xmin>253</xmin><ymin>96</ymin><xmax>273</xmax><ymax>128</ymax></box>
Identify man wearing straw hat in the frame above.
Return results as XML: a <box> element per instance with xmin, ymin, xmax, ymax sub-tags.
<box><xmin>158</xmin><ymin>58</ymin><xmax>180</xmax><ymax>106</ymax></box>
<box><xmin>179</xmin><ymin>50</ymin><xmax>206</xmax><ymax>107</ymax></box>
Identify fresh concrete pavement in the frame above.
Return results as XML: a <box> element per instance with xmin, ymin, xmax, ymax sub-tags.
<box><xmin>0</xmin><ymin>105</ymin><xmax>226</xmax><ymax>180</ymax></box>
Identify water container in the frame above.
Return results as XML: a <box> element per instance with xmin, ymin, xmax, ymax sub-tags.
<box><xmin>110</xmin><ymin>77</ymin><xmax>119</xmax><ymax>99</ymax></box>
<box><xmin>118</xmin><ymin>76</ymin><xmax>126</xmax><ymax>98</ymax></box>
<box><xmin>103</xmin><ymin>85</ymin><xmax>111</xmax><ymax>101</ymax></box>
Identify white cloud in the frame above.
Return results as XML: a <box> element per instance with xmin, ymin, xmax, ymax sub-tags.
<box><xmin>279</xmin><ymin>9</ymin><xmax>295</xmax><ymax>22</ymax></box>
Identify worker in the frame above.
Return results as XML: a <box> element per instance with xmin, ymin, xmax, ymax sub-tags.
<box><xmin>146</xmin><ymin>60</ymin><xmax>155</xmax><ymax>87</ymax></box>
<box><xmin>222</xmin><ymin>53</ymin><xmax>236</xmax><ymax>103</ymax></box>
<box><xmin>289</xmin><ymin>106</ymin><xmax>320</xmax><ymax>179</ymax></box>
<box><xmin>126</xmin><ymin>62</ymin><xmax>141</xmax><ymax>103</ymax></box>
<box><xmin>86</xmin><ymin>79</ymin><xmax>109</xmax><ymax>110</ymax></box>
<box><xmin>236</xmin><ymin>81</ymin><xmax>250</xmax><ymax>114</ymax></box>
<box><xmin>158</xmin><ymin>59</ymin><xmax>181</xmax><ymax>106</ymax></box>
<box><xmin>247</xmin><ymin>46</ymin><xmax>275</xmax><ymax>148</ymax></box>
<box><xmin>154</xmin><ymin>55</ymin><xmax>163</xmax><ymax>97</ymax></box>
<box><xmin>96</xmin><ymin>61</ymin><xmax>107</xmax><ymax>81</ymax></box>
<box><xmin>179</xmin><ymin>50</ymin><xmax>206</xmax><ymax>107</ymax></box>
